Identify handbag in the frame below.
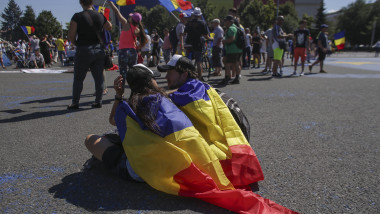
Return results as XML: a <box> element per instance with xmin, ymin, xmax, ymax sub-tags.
<box><xmin>83</xmin><ymin>11</ymin><xmax>113</xmax><ymax>69</ymax></box>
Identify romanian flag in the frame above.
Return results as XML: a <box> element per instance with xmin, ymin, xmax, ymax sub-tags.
<box><xmin>115</xmin><ymin>94</ymin><xmax>298</xmax><ymax>213</ymax></box>
<box><xmin>158</xmin><ymin>0</ymin><xmax>194</xmax><ymax>15</ymax></box>
<box><xmin>110</xmin><ymin>0</ymin><xmax>136</xmax><ymax>6</ymax></box>
<box><xmin>21</xmin><ymin>26</ymin><xmax>35</xmax><ymax>35</ymax></box>
<box><xmin>334</xmin><ymin>31</ymin><xmax>345</xmax><ymax>50</ymax></box>
<box><xmin>170</xmin><ymin>79</ymin><xmax>264</xmax><ymax>188</ymax></box>
<box><xmin>94</xmin><ymin>5</ymin><xmax>111</xmax><ymax>20</ymax></box>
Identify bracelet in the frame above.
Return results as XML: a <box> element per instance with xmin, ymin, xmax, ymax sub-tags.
<box><xmin>115</xmin><ymin>95</ymin><xmax>123</xmax><ymax>101</ymax></box>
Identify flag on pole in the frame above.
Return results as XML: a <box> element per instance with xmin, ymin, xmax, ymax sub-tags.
<box><xmin>334</xmin><ymin>31</ymin><xmax>345</xmax><ymax>50</ymax></box>
<box><xmin>158</xmin><ymin>0</ymin><xmax>194</xmax><ymax>16</ymax></box>
<box><xmin>94</xmin><ymin>5</ymin><xmax>111</xmax><ymax>20</ymax></box>
<box><xmin>110</xmin><ymin>0</ymin><xmax>136</xmax><ymax>6</ymax></box>
<box><xmin>21</xmin><ymin>26</ymin><xmax>35</xmax><ymax>35</ymax></box>
<box><xmin>115</xmin><ymin>95</ymin><xmax>299</xmax><ymax>214</ymax></box>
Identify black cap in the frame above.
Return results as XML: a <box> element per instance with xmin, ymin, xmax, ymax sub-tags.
<box><xmin>126</xmin><ymin>64</ymin><xmax>161</xmax><ymax>91</ymax></box>
<box><xmin>225</xmin><ymin>15</ymin><xmax>234</xmax><ymax>21</ymax></box>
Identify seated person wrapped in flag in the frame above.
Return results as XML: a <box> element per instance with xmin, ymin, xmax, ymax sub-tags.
<box><xmin>85</xmin><ymin>64</ymin><xmax>298</xmax><ymax>213</ymax></box>
<box><xmin>158</xmin><ymin>55</ymin><xmax>263</xmax><ymax>188</ymax></box>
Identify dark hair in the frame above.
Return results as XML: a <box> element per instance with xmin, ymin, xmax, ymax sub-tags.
<box><xmin>300</xmin><ymin>20</ymin><xmax>307</xmax><ymax>25</ymax></box>
<box><xmin>80</xmin><ymin>0</ymin><xmax>93</xmax><ymax>7</ymax></box>
<box><xmin>127</xmin><ymin>68</ymin><xmax>168</xmax><ymax>134</ymax></box>
<box><xmin>131</xmin><ymin>19</ymin><xmax>148</xmax><ymax>48</ymax></box>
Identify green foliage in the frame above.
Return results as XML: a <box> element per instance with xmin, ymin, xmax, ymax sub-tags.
<box><xmin>192</xmin><ymin>0</ymin><xmax>216</xmax><ymax>22</ymax></box>
<box><xmin>20</xmin><ymin>6</ymin><xmax>36</xmax><ymax>27</ymax></box>
<box><xmin>240</xmin><ymin>0</ymin><xmax>275</xmax><ymax>32</ymax></box>
<box><xmin>143</xmin><ymin>5</ymin><xmax>177</xmax><ymax>37</ymax></box>
<box><xmin>279</xmin><ymin>2</ymin><xmax>299</xmax><ymax>34</ymax></box>
<box><xmin>315</xmin><ymin>0</ymin><xmax>327</xmax><ymax>29</ymax></box>
<box><xmin>336</xmin><ymin>0</ymin><xmax>380</xmax><ymax>45</ymax></box>
<box><xmin>35</xmin><ymin>10</ymin><xmax>62</xmax><ymax>38</ymax></box>
<box><xmin>1</xmin><ymin>0</ymin><xmax>23</xmax><ymax>41</ymax></box>
<box><xmin>217</xmin><ymin>6</ymin><xmax>228</xmax><ymax>20</ymax></box>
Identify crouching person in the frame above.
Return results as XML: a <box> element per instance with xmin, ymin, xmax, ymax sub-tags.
<box><xmin>28</xmin><ymin>49</ymin><xmax>45</xmax><ymax>68</ymax></box>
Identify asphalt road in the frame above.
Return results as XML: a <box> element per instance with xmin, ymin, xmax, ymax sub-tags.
<box><xmin>1</xmin><ymin>53</ymin><xmax>379</xmax><ymax>213</ymax></box>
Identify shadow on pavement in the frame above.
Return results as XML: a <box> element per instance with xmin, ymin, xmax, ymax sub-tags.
<box><xmin>48</xmin><ymin>168</ymin><xmax>230</xmax><ymax>213</ymax></box>
<box><xmin>20</xmin><ymin>94</ymin><xmax>93</xmax><ymax>105</ymax></box>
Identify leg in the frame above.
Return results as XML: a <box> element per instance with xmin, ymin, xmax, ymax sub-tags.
<box><xmin>71</xmin><ymin>47</ymin><xmax>90</xmax><ymax>105</ymax></box>
<box><xmin>85</xmin><ymin>134</ymin><xmax>115</xmax><ymax>161</ymax></box>
<box><xmin>118</xmin><ymin>49</ymin><xmax>129</xmax><ymax>82</ymax></box>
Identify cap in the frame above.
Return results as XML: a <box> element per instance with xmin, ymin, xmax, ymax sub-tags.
<box><xmin>192</xmin><ymin>7</ymin><xmax>202</xmax><ymax>16</ymax></box>
<box><xmin>131</xmin><ymin>12</ymin><xmax>142</xmax><ymax>23</ymax></box>
<box><xmin>224</xmin><ymin>15</ymin><xmax>234</xmax><ymax>22</ymax></box>
<box><xmin>320</xmin><ymin>24</ymin><xmax>328</xmax><ymax>29</ymax></box>
<box><xmin>157</xmin><ymin>55</ymin><xmax>194</xmax><ymax>72</ymax></box>
<box><xmin>211</xmin><ymin>19</ymin><xmax>220</xmax><ymax>24</ymax></box>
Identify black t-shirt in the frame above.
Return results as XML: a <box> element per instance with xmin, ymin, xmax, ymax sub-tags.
<box><xmin>184</xmin><ymin>18</ymin><xmax>208</xmax><ymax>51</ymax></box>
<box><xmin>71</xmin><ymin>10</ymin><xmax>107</xmax><ymax>46</ymax></box>
<box><xmin>294</xmin><ymin>29</ymin><xmax>310</xmax><ymax>48</ymax></box>
<box><xmin>252</xmin><ymin>36</ymin><xmax>261</xmax><ymax>50</ymax></box>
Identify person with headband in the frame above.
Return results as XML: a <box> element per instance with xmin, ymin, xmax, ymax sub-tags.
<box><xmin>107</xmin><ymin>0</ymin><xmax>148</xmax><ymax>82</ymax></box>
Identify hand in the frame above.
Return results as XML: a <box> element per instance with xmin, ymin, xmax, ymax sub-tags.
<box><xmin>114</xmin><ymin>75</ymin><xmax>124</xmax><ymax>97</ymax></box>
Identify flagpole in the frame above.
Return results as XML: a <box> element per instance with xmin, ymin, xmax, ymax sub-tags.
<box><xmin>169</xmin><ymin>11</ymin><xmax>180</xmax><ymax>22</ymax></box>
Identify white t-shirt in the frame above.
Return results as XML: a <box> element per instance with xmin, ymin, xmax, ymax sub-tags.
<box><xmin>18</xmin><ymin>43</ymin><xmax>26</xmax><ymax>54</ymax></box>
<box><xmin>212</xmin><ymin>25</ymin><xmax>224</xmax><ymax>48</ymax></box>
<box><xmin>141</xmin><ymin>34</ymin><xmax>151</xmax><ymax>52</ymax></box>
<box><xmin>245</xmin><ymin>33</ymin><xmax>252</xmax><ymax>48</ymax></box>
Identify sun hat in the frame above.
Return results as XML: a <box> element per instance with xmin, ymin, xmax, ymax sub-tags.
<box><xmin>192</xmin><ymin>7</ymin><xmax>202</xmax><ymax>16</ymax></box>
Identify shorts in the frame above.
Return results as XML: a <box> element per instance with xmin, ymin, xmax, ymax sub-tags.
<box><xmin>224</xmin><ymin>53</ymin><xmax>241</xmax><ymax>64</ymax></box>
<box><xmin>0</xmin><ymin>51</ymin><xmax>3</xmax><ymax>58</ymax></box>
<box><xmin>317</xmin><ymin>48</ymin><xmax>326</xmax><ymax>61</ymax></box>
<box><xmin>163</xmin><ymin>49</ymin><xmax>171</xmax><ymax>62</ymax></box>
<box><xmin>212</xmin><ymin>46</ymin><xmax>222</xmax><ymax>68</ymax></box>
<box><xmin>102</xmin><ymin>133</ymin><xmax>144</xmax><ymax>182</ymax></box>
<box><xmin>294</xmin><ymin>47</ymin><xmax>306</xmax><ymax>63</ymax></box>
<box><xmin>141</xmin><ymin>51</ymin><xmax>150</xmax><ymax>58</ymax></box>
<box><xmin>273</xmin><ymin>48</ymin><xmax>284</xmax><ymax>61</ymax></box>
<box><xmin>267</xmin><ymin>48</ymin><xmax>274</xmax><ymax>58</ymax></box>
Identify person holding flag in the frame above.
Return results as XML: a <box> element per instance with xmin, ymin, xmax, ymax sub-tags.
<box><xmin>107</xmin><ymin>0</ymin><xmax>148</xmax><ymax>83</ymax></box>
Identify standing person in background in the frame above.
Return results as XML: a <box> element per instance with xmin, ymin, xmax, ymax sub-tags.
<box><xmin>151</xmin><ymin>29</ymin><xmax>161</xmax><ymax>66</ymax></box>
<box><xmin>211</xmin><ymin>19</ymin><xmax>223</xmax><ymax>76</ymax></box>
<box><xmin>30</xmin><ymin>35</ymin><xmax>40</xmax><ymax>53</ymax></box>
<box><xmin>108</xmin><ymin>0</ymin><xmax>147</xmax><ymax>81</ymax></box>
<box><xmin>251</xmin><ymin>31</ymin><xmax>261</xmax><ymax>69</ymax></box>
<box><xmin>56</xmin><ymin>35</ymin><xmax>66</xmax><ymax>66</ymax></box>
<box><xmin>272</xmin><ymin>16</ymin><xmax>291</xmax><ymax>77</ymax></box>
<box><xmin>242</xmin><ymin>28</ymin><xmax>252</xmax><ymax>69</ymax></box>
<box><xmin>162</xmin><ymin>28</ymin><xmax>172</xmax><ymax>64</ymax></box>
<box><xmin>0</xmin><ymin>41</ymin><xmax>6</xmax><ymax>69</ymax></box>
<box><xmin>309</xmin><ymin>24</ymin><xmax>328</xmax><ymax>73</ymax></box>
<box><xmin>67</xmin><ymin>0</ymin><xmax>112</xmax><ymax>109</ymax></box>
<box><xmin>260</xmin><ymin>31</ymin><xmax>267</xmax><ymax>67</ymax></box>
<box><xmin>372</xmin><ymin>40</ymin><xmax>380</xmax><ymax>57</ymax></box>
<box><xmin>18</xmin><ymin>40</ymin><xmax>27</xmax><ymax>59</ymax></box>
<box><xmin>141</xmin><ymin>29</ymin><xmax>151</xmax><ymax>66</ymax></box>
<box><xmin>293</xmin><ymin>20</ymin><xmax>310</xmax><ymax>76</ymax></box>
<box><xmin>176</xmin><ymin>13</ymin><xmax>188</xmax><ymax>55</ymax></box>
<box><xmin>40</xmin><ymin>35</ymin><xmax>53</xmax><ymax>67</ymax></box>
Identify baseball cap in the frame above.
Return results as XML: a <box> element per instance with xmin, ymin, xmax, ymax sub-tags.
<box><xmin>224</xmin><ymin>15</ymin><xmax>234</xmax><ymax>22</ymax></box>
<box><xmin>211</xmin><ymin>19</ymin><xmax>220</xmax><ymax>24</ymax></box>
<box><xmin>126</xmin><ymin>64</ymin><xmax>161</xmax><ymax>91</ymax></box>
<box><xmin>320</xmin><ymin>24</ymin><xmax>328</xmax><ymax>29</ymax></box>
<box><xmin>131</xmin><ymin>12</ymin><xmax>142</xmax><ymax>23</ymax></box>
<box><xmin>157</xmin><ymin>55</ymin><xmax>194</xmax><ymax>72</ymax></box>
<box><xmin>179</xmin><ymin>12</ymin><xmax>189</xmax><ymax>18</ymax></box>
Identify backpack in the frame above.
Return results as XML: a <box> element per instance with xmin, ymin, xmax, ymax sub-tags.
<box><xmin>235</xmin><ymin>27</ymin><xmax>245</xmax><ymax>49</ymax></box>
<box><xmin>169</xmin><ymin>24</ymin><xmax>179</xmax><ymax>50</ymax></box>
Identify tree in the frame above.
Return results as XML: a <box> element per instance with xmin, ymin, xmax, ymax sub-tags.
<box><xmin>192</xmin><ymin>0</ymin><xmax>216</xmax><ymax>22</ymax></box>
<box><xmin>217</xmin><ymin>6</ymin><xmax>228</xmax><ymax>20</ymax></box>
<box><xmin>0</xmin><ymin>0</ymin><xmax>23</xmax><ymax>41</ymax></box>
<box><xmin>239</xmin><ymin>0</ymin><xmax>276</xmax><ymax>32</ymax></box>
<box><xmin>20</xmin><ymin>6</ymin><xmax>36</xmax><ymax>27</ymax></box>
<box><xmin>35</xmin><ymin>10</ymin><xmax>62</xmax><ymax>38</ymax></box>
<box><xmin>279</xmin><ymin>1</ymin><xmax>299</xmax><ymax>34</ymax></box>
<box><xmin>315</xmin><ymin>0</ymin><xmax>327</xmax><ymax>29</ymax></box>
<box><xmin>144</xmin><ymin>6</ymin><xmax>177</xmax><ymax>37</ymax></box>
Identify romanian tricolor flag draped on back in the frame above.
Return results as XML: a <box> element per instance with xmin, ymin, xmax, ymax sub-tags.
<box><xmin>169</xmin><ymin>79</ymin><xmax>264</xmax><ymax>188</ymax></box>
<box><xmin>115</xmin><ymin>94</ymin><xmax>298</xmax><ymax>213</ymax></box>
<box><xmin>21</xmin><ymin>26</ymin><xmax>35</xmax><ymax>35</ymax></box>
<box><xmin>334</xmin><ymin>31</ymin><xmax>345</xmax><ymax>50</ymax></box>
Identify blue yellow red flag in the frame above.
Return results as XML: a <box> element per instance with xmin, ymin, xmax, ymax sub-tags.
<box><xmin>158</xmin><ymin>0</ymin><xmax>194</xmax><ymax>16</ymax></box>
<box><xmin>110</xmin><ymin>0</ymin><xmax>136</xmax><ymax>6</ymax></box>
<box><xmin>169</xmin><ymin>79</ymin><xmax>264</xmax><ymax>187</ymax></box>
<box><xmin>21</xmin><ymin>26</ymin><xmax>35</xmax><ymax>35</ymax></box>
<box><xmin>115</xmin><ymin>94</ymin><xmax>298</xmax><ymax>213</ymax></box>
<box><xmin>334</xmin><ymin>31</ymin><xmax>345</xmax><ymax>50</ymax></box>
<box><xmin>93</xmin><ymin>5</ymin><xmax>110</xmax><ymax>20</ymax></box>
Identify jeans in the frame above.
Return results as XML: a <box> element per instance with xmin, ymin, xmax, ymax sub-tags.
<box><xmin>58</xmin><ymin>51</ymin><xmax>65</xmax><ymax>64</ymax></box>
<box><xmin>118</xmin><ymin>48</ymin><xmax>137</xmax><ymax>80</ymax></box>
<box><xmin>242</xmin><ymin>46</ymin><xmax>251</xmax><ymax>67</ymax></box>
<box><xmin>72</xmin><ymin>44</ymin><xmax>104</xmax><ymax>105</ymax></box>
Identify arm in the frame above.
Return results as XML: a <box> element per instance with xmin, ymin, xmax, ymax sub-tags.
<box><xmin>109</xmin><ymin>75</ymin><xmax>125</xmax><ymax>126</ymax></box>
<box><xmin>107</xmin><ymin>0</ymin><xmax>128</xmax><ymax>25</ymax></box>
<box><xmin>68</xmin><ymin>20</ymin><xmax>77</xmax><ymax>45</ymax></box>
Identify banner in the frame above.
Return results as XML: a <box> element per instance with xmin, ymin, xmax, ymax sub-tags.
<box><xmin>334</xmin><ymin>31</ymin><xmax>345</xmax><ymax>50</ymax></box>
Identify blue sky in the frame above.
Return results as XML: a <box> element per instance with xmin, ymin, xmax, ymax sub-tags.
<box><xmin>0</xmin><ymin>0</ymin><xmax>358</xmax><ymax>25</ymax></box>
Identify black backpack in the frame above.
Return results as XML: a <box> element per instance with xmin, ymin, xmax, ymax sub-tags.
<box><xmin>169</xmin><ymin>24</ymin><xmax>179</xmax><ymax>50</ymax></box>
<box><xmin>235</xmin><ymin>27</ymin><xmax>245</xmax><ymax>49</ymax></box>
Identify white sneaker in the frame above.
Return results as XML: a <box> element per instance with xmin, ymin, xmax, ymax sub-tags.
<box><xmin>300</xmin><ymin>71</ymin><xmax>304</xmax><ymax>76</ymax></box>
<box><xmin>292</xmin><ymin>71</ymin><xmax>297</xmax><ymax>75</ymax></box>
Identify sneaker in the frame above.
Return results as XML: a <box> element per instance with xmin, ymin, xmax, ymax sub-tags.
<box><xmin>300</xmin><ymin>71</ymin><xmax>304</xmax><ymax>76</ymax></box>
<box><xmin>261</xmin><ymin>69</ymin><xmax>267</xmax><ymax>73</ymax></box>
<box><xmin>230</xmin><ymin>78</ymin><xmax>240</xmax><ymax>84</ymax></box>
<box><xmin>218</xmin><ymin>77</ymin><xmax>231</xmax><ymax>85</ymax></box>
